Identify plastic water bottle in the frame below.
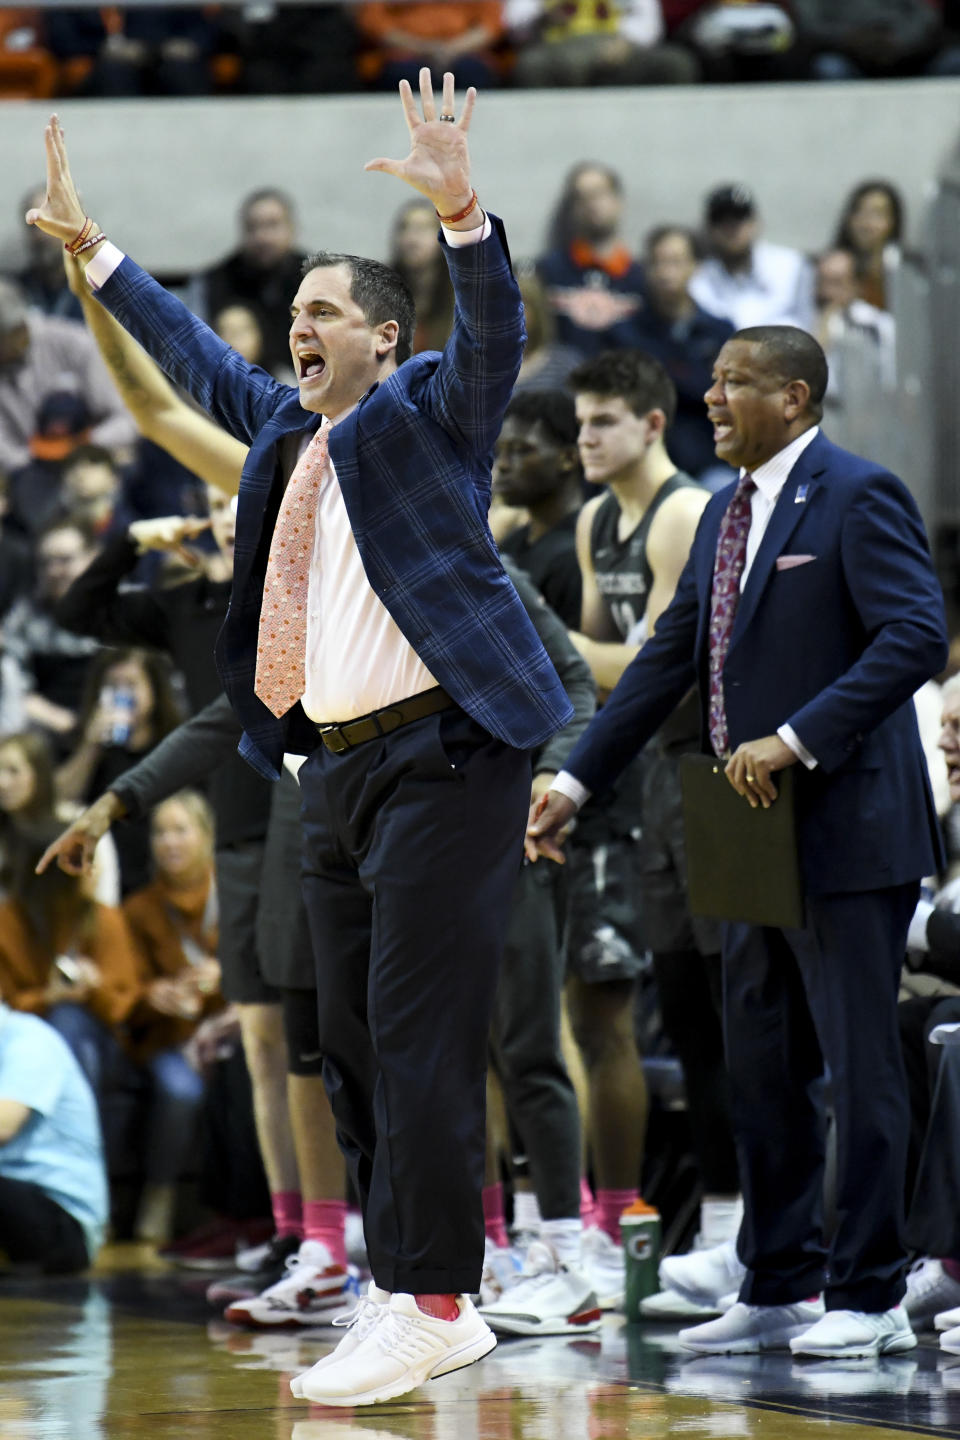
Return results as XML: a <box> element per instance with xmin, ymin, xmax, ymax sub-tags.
<box><xmin>621</xmin><ymin>1199</ymin><xmax>661</xmax><ymax>1321</ymax></box>
<box><xmin>104</xmin><ymin>685</ymin><xmax>136</xmax><ymax>746</ymax></box>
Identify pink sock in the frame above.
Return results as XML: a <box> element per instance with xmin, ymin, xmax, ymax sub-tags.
<box><xmin>303</xmin><ymin>1199</ymin><xmax>348</xmax><ymax>1268</ymax></box>
<box><xmin>272</xmin><ymin>1191</ymin><xmax>303</xmax><ymax>1241</ymax></box>
<box><xmin>415</xmin><ymin>1292</ymin><xmax>459</xmax><ymax>1321</ymax></box>
<box><xmin>482</xmin><ymin>1182</ymin><xmax>509</xmax><ymax>1249</ymax></box>
<box><xmin>580</xmin><ymin>1177</ymin><xmax>596</xmax><ymax>1229</ymax></box>
<box><xmin>595</xmin><ymin>1188</ymin><xmax>637</xmax><ymax>1244</ymax></box>
<box><xmin>943</xmin><ymin>1258</ymin><xmax>960</xmax><ymax>1283</ymax></box>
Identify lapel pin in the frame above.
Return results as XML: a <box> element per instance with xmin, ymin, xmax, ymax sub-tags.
<box><xmin>795</xmin><ymin>484</ymin><xmax>809</xmax><ymax>504</ymax></box>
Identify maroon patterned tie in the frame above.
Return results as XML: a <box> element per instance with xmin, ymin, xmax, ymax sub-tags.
<box><xmin>707</xmin><ymin>475</ymin><xmax>756</xmax><ymax>757</ymax></box>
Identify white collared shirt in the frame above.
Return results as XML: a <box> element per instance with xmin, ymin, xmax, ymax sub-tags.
<box><xmin>553</xmin><ymin>426</ymin><xmax>821</xmax><ymax>807</ymax></box>
<box><xmin>690</xmin><ymin>239</ymin><xmax>815</xmax><ymax>333</ymax></box>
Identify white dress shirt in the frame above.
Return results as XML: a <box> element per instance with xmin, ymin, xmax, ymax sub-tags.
<box><xmin>553</xmin><ymin>425</ymin><xmax>821</xmax><ymax>808</ymax></box>
<box><xmin>86</xmin><ymin>217</ymin><xmax>492</xmax><ymax>723</ymax></box>
<box><xmin>690</xmin><ymin>240</ymin><xmax>815</xmax><ymax>334</ymax></box>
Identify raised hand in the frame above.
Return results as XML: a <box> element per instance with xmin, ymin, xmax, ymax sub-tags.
<box><xmin>129</xmin><ymin>515</ymin><xmax>211</xmax><ymax>566</ymax></box>
<box><xmin>26</xmin><ymin>115</ymin><xmax>89</xmax><ymax>246</ymax></box>
<box><xmin>365</xmin><ymin>69</ymin><xmax>477</xmax><ymax>221</ymax></box>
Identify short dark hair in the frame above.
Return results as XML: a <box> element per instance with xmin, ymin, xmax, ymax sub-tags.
<box><xmin>733</xmin><ymin>326</ymin><xmax>829</xmax><ymax>420</ymax></box>
<box><xmin>569</xmin><ymin>350</ymin><xmax>677</xmax><ymax>430</ymax></box>
<box><xmin>504</xmin><ymin>388</ymin><xmax>579</xmax><ymax>449</ymax></box>
<box><xmin>301</xmin><ymin>251</ymin><xmax>417</xmax><ymax>366</ymax></box>
<box><xmin>645</xmin><ymin>224</ymin><xmax>702</xmax><ymax>263</ymax></box>
<box><xmin>241</xmin><ymin>188</ymin><xmax>295</xmax><ymax>224</ymax></box>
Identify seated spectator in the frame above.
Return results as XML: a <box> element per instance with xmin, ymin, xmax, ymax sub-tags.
<box><xmin>792</xmin><ymin>0</ymin><xmax>960</xmax><ymax>80</ymax></box>
<box><xmin>832</xmin><ymin>179</ymin><xmax>904</xmax><ymax>312</ymax></box>
<box><xmin>0</xmin><ymin>823</ymin><xmax>140</xmax><ymax>1084</ymax></box>
<box><xmin>121</xmin><ymin>791</ymin><xmax>221</xmax><ymax>1242</ymax></box>
<box><xmin>815</xmin><ymin>247</ymin><xmax>897</xmax><ymax>412</ymax></box>
<box><xmin>674</xmin><ymin>0</ymin><xmax>799</xmax><ymax>82</ymax></box>
<box><xmin>56</xmin><ymin>444</ymin><xmax>135</xmax><ymax>542</ymax></box>
<box><xmin>0</xmin><ymin>9</ymin><xmax>57</xmax><ymax>102</ymax></box>
<box><xmin>55</xmin><ymin>647</ymin><xmax>183</xmax><ymax>895</ymax></box>
<box><xmin>7</xmin><ymin>390</ymin><xmax>96</xmax><ymax>541</ymax></box>
<box><xmin>0</xmin><ymin>278</ymin><xmax>137</xmax><ymax>481</ymax></box>
<box><xmin>0</xmin><ymin>730</ymin><xmax>119</xmax><ymax>906</ymax></box>
<box><xmin>509</xmin><ymin>0</ymin><xmax>699</xmax><ymax>85</ymax></box>
<box><xmin>513</xmin><ymin>270</ymin><xmax>584</xmax><ymax>392</ymax></box>
<box><xmin>0</xmin><ymin>1001</ymin><xmax>108</xmax><ymax>1274</ymax></box>
<box><xmin>9</xmin><ymin>187</ymin><xmax>83</xmax><ymax>322</ymax></box>
<box><xmin>216</xmin><ymin>3</ymin><xmax>357</xmax><ymax>95</ymax></box>
<box><xmin>537</xmin><ymin>162</ymin><xmax>647</xmax><ymax>355</ymax></box>
<box><xmin>2</xmin><ymin>518</ymin><xmax>102</xmax><ymax>746</ymax></box>
<box><xmin>609</xmin><ymin>225</ymin><xmax>734</xmax><ymax>485</ymax></box>
<box><xmin>45</xmin><ymin>5</ymin><xmax>218</xmax><ymax>97</ymax></box>
<box><xmin>186</xmin><ymin>190</ymin><xmax>305</xmax><ymax>378</ymax></box>
<box><xmin>388</xmin><ymin>198</ymin><xmax>455</xmax><ymax>354</ymax></box>
<box><xmin>356</xmin><ymin>0</ymin><xmax>504</xmax><ymax>89</ymax></box>
<box><xmin>689</xmin><ymin>183</ymin><xmax>816</xmax><ymax>332</ymax></box>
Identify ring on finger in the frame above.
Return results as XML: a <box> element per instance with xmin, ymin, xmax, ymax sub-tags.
<box><xmin>439</xmin><ymin>113</ymin><xmax>456</xmax><ymax>121</ymax></box>
<box><xmin>746</xmin><ymin>773</ymin><xmax>755</xmax><ymax>783</ymax></box>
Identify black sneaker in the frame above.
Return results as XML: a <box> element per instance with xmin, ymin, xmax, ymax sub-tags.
<box><xmin>205</xmin><ymin>1233</ymin><xmax>302</xmax><ymax>1305</ymax></box>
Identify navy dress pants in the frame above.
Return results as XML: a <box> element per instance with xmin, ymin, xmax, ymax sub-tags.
<box><xmin>298</xmin><ymin>707</ymin><xmax>531</xmax><ymax>1295</ymax></box>
<box><xmin>722</xmin><ymin>882</ymin><xmax>917</xmax><ymax>1313</ymax></box>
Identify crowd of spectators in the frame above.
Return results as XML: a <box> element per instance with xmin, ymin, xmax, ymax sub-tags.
<box><xmin>2</xmin><ymin>1</ymin><xmax>960</xmax><ymax>101</ymax></box>
<box><xmin>0</xmin><ymin>143</ymin><xmax>955</xmax><ymax>1378</ymax></box>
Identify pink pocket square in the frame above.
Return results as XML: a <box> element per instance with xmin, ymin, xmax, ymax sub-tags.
<box><xmin>776</xmin><ymin>554</ymin><xmax>816</xmax><ymax>571</ymax></box>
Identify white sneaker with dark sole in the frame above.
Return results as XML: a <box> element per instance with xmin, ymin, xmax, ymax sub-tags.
<box><xmin>789</xmin><ymin>1306</ymin><xmax>916</xmax><ymax>1358</ymax></box>
<box><xmin>296</xmin><ymin>1292</ymin><xmax>496</xmax><ymax>1406</ymax></box>
<box><xmin>478</xmin><ymin>1241</ymin><xmax>601</xmax><ymax>1336</ymax></box>
<box><xmin>680</xmin><ymin>1299</ymin><xmax>825</xmax><ymax>1353</ymax></box>
<box><xmin>224</xmin><ymin>1240</ymin><xmax>350</xmax><ymax>1329</ymax></box>
<box><xmin>290</xmin><ymin>1282</ymin><xmax>390</xmax><ymax>1395</ymax></box>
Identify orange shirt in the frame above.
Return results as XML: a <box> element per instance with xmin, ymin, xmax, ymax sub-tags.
<box><xmin>0</xmin><ymin>899</ymin><xmax>141</xmax><ymax>1031</ymax></box>
<box><xmin>122</xmin><ymin>872</ymin><xmax>223</xmax><ymax>1056</ymax></box>
<box><xmin>357</xmin><ymin>2</ymin><xmax>504</xmax><ymax>47</ymax></box>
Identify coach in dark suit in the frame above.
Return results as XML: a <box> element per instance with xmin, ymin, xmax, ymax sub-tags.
<box><xmin>532</xmin><ymin>325</ymin><xmax>948</xmax><ymax>1360</ymax></box>
<box><xmin>31</xmin><ymin>77</ymin><xmax>572</xmax><ymax>1405</ymax></box>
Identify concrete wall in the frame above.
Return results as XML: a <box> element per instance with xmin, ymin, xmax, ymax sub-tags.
<box><xmin>2</xmin><ymin>79</ymin><xmax>960</xmax><ymax>273</ymax></box>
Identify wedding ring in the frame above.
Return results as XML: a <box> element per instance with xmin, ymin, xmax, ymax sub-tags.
<box><xmin>746</xmin><ymin>774</ymin><xmax>755</xmax><ymax>783</ymax></box>
<box><xmin>439</xmin><ymin>114</ymin><xmax>456</xmax><ymax>122</ymax></box>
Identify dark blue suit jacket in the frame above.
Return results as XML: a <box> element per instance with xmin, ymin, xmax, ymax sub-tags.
<box><xmin>563</xmin><ymin>431</ymin><xmax>948</xmax><ymax>895</ymax></box>
<box><xmin>94</xmin><ymin>218</ymin><xmax>573</xmax><ymax>779</ymax></box>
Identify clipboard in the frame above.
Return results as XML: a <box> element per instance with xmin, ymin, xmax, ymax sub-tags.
<box><xmin>680</xmin><ymin>754</ymin><xmax>805</xmax><ymax>929</ymax></box>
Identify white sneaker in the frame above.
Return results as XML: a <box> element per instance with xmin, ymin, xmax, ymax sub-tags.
<box><xmin>580</xmin><ymin>1226</ymin><xmax>625</xmax><ymax>1310</ymax></box>
<box><xmin>789</xmin><ymin>1306</ymin><xmax>916</xmax><ymax>1358</ymax></box>
<box><xmin>478</xmin><ymin>1240</ymin><xmax>601</xmax><ymax>1336</ymax></box>
<box><xmin>289</xmin><ymin>1282</ymin><xmax>391</xmax><ymax>1395</ymax></box>
<box><xmin>941</xmin><ymin>1323</ymin><xmax>960</xmax><ymax>1355</ymax></box>
<box><xmin>903</xmin><ymin>1258</ymin><xmax>960</xmax><ymax>1330</ymax></box>
<box><xmin>638</xmin><ymin>1287</ymin><xmax>736</xmax><ymax>1321</ymax></box>
<box><xmin>659</xmin><ymin>1239</ymin><xmax>746</xmax><ymax>1307</ymax></box>
<box><xmin>296</xmin><ymin>1291</ymin><xmax>496</xmax><ymax>1406</ymax></box>
<box><xmin>936</xmin><ymin>1304</ymin><xmax>960</xmax><ymax>1331</ymax></box>
<box><xmin>680</xmin><ymin>1299</ymin><xmax>825</xmax><ymax>1353</ymax></box>
<box><xmin>344</xmin><ymin>1211</ymin><xmax>368</xmax><ymax>1270</ymax></box>
<box><xmin>478</xmin><ymin>1236</ymin><xmax>523</xmax><ymax>1306</ymax></box>
<box><xmin>224</xmin><ymin>1240</ymin><xmax>350</xmax><ymax>1328</ymax></box>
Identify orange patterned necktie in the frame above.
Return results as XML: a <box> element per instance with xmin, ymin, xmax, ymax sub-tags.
<box><xmin>254</xmin><ymin>422</ymin><xmax>330</xmax><ymax>718</ymax></box>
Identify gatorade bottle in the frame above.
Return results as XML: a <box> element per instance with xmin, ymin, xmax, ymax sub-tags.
<box><xmin>621</xmin><ymin>1199</ymin><xmax>661</xmax><ymax>1321</ymax></box>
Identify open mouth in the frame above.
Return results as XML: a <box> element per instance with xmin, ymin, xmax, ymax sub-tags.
<box><xmin>711</xmin><ymin>420</ymin><xmax>734</xmax><ymax>443</ymax></box>
<box><xmin>298</xmin><ymin>350</ymin><xmax>326</xmax><ymax>382</ymax></box>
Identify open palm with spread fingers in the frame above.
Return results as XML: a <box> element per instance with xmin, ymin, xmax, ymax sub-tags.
<box><xmin>365</xmin><ymin>68</ymin><xmax>477</xmax><ymax>219</ymax></box>
<box><xmin>26</xmin><ymin>115</ymin><xmax>89</xmax><ymax>246</ymax></box>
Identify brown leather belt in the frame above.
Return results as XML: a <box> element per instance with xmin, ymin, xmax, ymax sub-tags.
<box><xmin>314</xmin><ymin>687</ymin><xmax>455</xmax><ymax>755</ymax></box>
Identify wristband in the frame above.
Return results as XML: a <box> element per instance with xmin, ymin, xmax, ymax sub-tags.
<box><xmin>65</xmin><ymin>217</ymin><xmax>94</xmax><ymax>254</ymax></box>
<box><xmin>71</xmin><ymin>232</ymin><xmax>107</xmax><ymax>258</ymax></box>
<box><xmin>436</xmin><ymin>190</ymin><xmax>479</xmax><ymax>225</ymax></box>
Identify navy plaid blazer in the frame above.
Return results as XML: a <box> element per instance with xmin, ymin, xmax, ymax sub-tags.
<box><xmin>95</xmin><ymin>216</ymin><xmax>573</xmax><ymax>779</ymax></box>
